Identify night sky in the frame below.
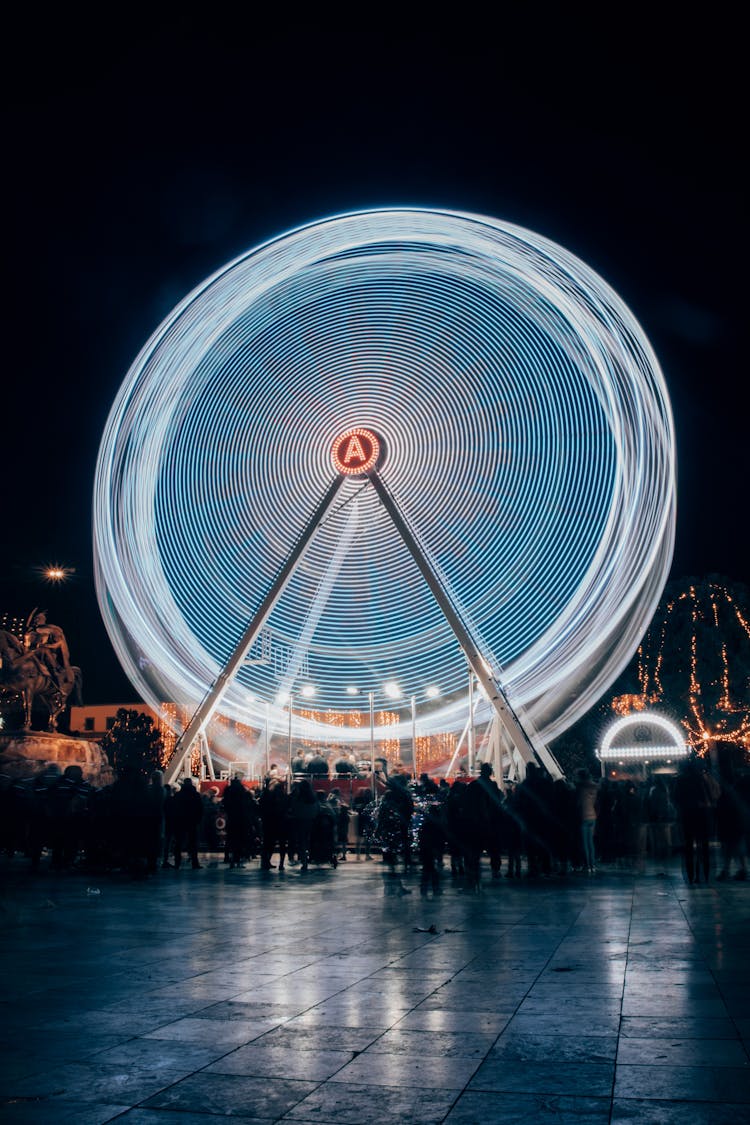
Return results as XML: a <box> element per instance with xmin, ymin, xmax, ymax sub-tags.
<box><xmin>2</xmin><ymin>15</ymin><xmax>745</xmax><ymax>706</ymax></box>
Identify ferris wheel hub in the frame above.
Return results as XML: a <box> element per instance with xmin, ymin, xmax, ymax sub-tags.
<box><xmin>331</xmin><ymin>427</ymin><xmax>385</xmax><ymax>477</ymax></box>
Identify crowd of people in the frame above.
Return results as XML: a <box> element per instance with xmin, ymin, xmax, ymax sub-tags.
<box><xmin>0</xmin><ymin>763</ymin><xmax>356</xmax><ymax>878</ymax></box>
<box><xmin>1</xmin><ymin>754</ymin><xmax>749</xmax><ymax>889</ymax></box>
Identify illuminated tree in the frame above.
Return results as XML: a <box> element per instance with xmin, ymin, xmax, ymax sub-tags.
<box><xmin>102</xmin><ymin>708</ymin><xmax>164</xmax><ymax>778</ymax></box>
<box><xmin>605</xmin><ymin>576</ymin><xmax>750</xmax><ymax>763</ymax></box>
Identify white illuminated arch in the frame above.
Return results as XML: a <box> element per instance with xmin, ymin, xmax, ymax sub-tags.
<box><xmin>599</xmin><ymin>712</ymin><xmax>689</xmax><ymax>762</ymax></box>
<box><xmin>93</xmin><ymin>208</ymin><xmax>676</xmax><ymax>744</ymax></box>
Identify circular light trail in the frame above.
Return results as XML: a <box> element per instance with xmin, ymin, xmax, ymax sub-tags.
<box><xmin>93</xmin><ymin>208</ymin><xmax>676</xmax><ymax>746</ymax></box>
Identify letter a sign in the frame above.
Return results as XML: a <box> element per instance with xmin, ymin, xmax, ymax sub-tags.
<box><xmin>331</xmin><ymin>428</ymin><xmax>382</xmax><ymax>476</ymax></box>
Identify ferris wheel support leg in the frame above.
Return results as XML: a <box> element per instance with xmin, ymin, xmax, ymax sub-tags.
<box><xmin>163</xmin><ymin>475</ymin><xmax>346</xmax><ymax>786</ymax></box>
<box><xmin>482</xmin><ymin>714</ymin><xmax>505</xmax><ymax>788</ymax></box>
<box><xmin>369</xmin><ymin>472</ymin><xmax>564</xmax><ymax>780</ymax></box>
<box><xmin>199</xmin><ymin>732</ymin><xmax>216</xmax><ymax>781</ymax></box>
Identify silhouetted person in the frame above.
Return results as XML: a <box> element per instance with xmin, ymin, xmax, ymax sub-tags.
<box><xmin>173</xmin><ymin>777</ymin><xmax>203</xmax><ymax>869</ymax></box>
<box><xmin>27</xmin><ymin>764</ymin><xmax>62</xmax><ymax>869</ymax></box>
<box><xmin>353</xmin><ymin>787</ymin><xmax>375</xmax><ymax>859</ymax></box>
<box><xmin>502</xmin><ymin>781</ymin><xmax>523</xmax><ymax>877</ymax></box>
<box><xmin>0</xmin><ymin>774</ymin><xmax>14</xmax><ymax>856</ymax></box>
<box><xmin>110</xmin><ymin>765</ymin><xmax>150</xmax><ymax>877</ymax></box>
<box><xmin>334</xmin><ymin>753</ymin><xmax>358</xmax><ymax>776</ymax></box>
<box><xmin>307</xmin><ymin>752</ymin><xmax>329</xmax><ymax>778</ymax></box>
<box><xmin>259</xmin><ymin>772</ymin><xmax>288</xmax><ymax>869</ymax></box>
<box><xmin>222</xmin><ymin>776</ymin><xmax>254</xmax><ymax>868</ymax></box>
<box><xmin>575</xmin><ymin>768</ymin><xmax>599</xmax><ymax>874</ymax></box>
<box><xmin>594</xmin><ymin>777</ymin><xmax>617</xmax><ymax>864</ymax></box>
<box><xmin>57</xmin><ymin>764</ymin><xmax>95</xmax><ymax>869</ymax></box>
<box><xmin>201</xmin><ymin>788</ymin><xmax>221</xmax><ymax>851</ymax></box>
<box><xmin>162</xmin><ymin>784</ymin><xmax>177</xmax><ymax>867</ymax></box>
<box><xmin>716</xmin><ymin>757</ymin><xmax>747</xmax><ymax>881</ymax></box>
<box><xmin>647</xmin><ymin>774</ymin><xmax>674</xmax><ymax>862</ymax></box>
<box><xmin>418</xmin><ymin>796</ymin><xmax>446</xmax><ymax>895</ymax></box>
<box><xmin>327</xmin><ymin>787</ymin><xmax>350</xmax><ymax>859</ymax></box>
<box><xmin>288</xmin><ymin>778</ymin><xmax>319</xmax><ymax>870</ymax></box>
<box><xmin>552</xmin><ymin>775</ymin><xmax>579</xmax><ymax>874</ymax></box>
<box><xmin>310</xmin><ymin>790</ymin><xmax>338</xmax><ymax>866</ymax></box>
<box><xmin>377</xmin><ymin>774</ymin><xmax>413</xmax><ymax>870</ymax></box>
<box><xmin>444</xmin><ymin>780</ymin><xmax>467</xmax><ymax>878</ymax></box>
<box><xmin>673</xmin><ymin>757</ymin><xmax>713</xmax><ymax>884</ymax></box>
<box><xmin>517</xmin><ymin>762</ymin><xmax>554</xmax><ymax>877</ymax></box>
<box><xmin>144</xmin><ymin>768</ymin><xmax>166</xmax><ymax>874</ymax></box>
<box><xmin>463</xmin><ymin>762</ymin><xmax>504</xmax><ymax>887</ymax></box>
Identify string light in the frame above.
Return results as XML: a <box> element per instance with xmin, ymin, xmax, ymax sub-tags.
<box><xmin>632</xmin><ymin>580</ymin><xmax>750</xmax><ymax>754</ymax></box>
<box><xmin>93</xmin><ymin>208</ymin><xmax>675</xmax><ymax>745</ymax></box>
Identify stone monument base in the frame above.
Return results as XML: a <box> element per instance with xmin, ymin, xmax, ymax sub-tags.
<box><xmin>0</xmin><ymin>732</ymin><xmax>114</xmax><ymax>787</ymax></box>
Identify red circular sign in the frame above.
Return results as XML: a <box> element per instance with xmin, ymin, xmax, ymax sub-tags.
<box><xmin>331</xmin><ymin>428</ymin><xmax>381</xmax><ymax>476</ymax></box>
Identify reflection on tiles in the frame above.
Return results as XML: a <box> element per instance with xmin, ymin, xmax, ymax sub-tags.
<box><xmin>1</xmin><ymin>854</ymin><xmax>749</xmax><ymax>1122</ymax></box>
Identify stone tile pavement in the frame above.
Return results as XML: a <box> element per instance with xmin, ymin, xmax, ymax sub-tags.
<box><xmin>0</xmin><ymin>853</ymin><xmax>749</xmax><ymax>1122</ymax></box>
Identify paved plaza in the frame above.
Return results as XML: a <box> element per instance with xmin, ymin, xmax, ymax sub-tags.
<box><xmin>1</xmin><ymin>854</ymin><xmax>749</xmax><ymax>1123</ymax></box>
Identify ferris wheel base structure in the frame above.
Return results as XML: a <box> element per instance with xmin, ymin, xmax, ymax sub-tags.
<box><xmin>163</xmin><ymin>429</ymin><xmax>562</xmax><ymax>785</ymax></box>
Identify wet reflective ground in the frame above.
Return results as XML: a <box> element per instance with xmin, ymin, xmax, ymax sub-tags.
<box><xmin>1</xmin><ymin>854</ymin><xmax>749</xmax><ymax>1123</ymax></box>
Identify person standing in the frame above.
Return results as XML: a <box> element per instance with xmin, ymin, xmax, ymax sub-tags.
<box><xmin>258</xmin><ymin>771</ymin><xmax>289</xmax><ymax>870</ymax></box>
<box><xmin>144</xmin><ymin>768</ymin><xmax>166</xmax><ymax>874</ymax></box>
<box><xmin>327</xmin><ymin>787</ymin><xmax>351</xmax><ymax>860</ymax></box>
<box><xmin>462</xmin><ymin>762</ymin><xmax>504</xmax><ymax>887</ymax></box>
<box><xmin>377</xmin><ymin>774</ymin><xmax>414</xmax><ymax>871</ymax></box>
<box><xmin>444</xmin><ymin>779</ymin><xmax>467</xmax><ymax>879</ymax></box>
<box><xmin>162</xmin><ymin>784</ymin><xmax>177</xmax><ymax>868</ymax></box>
<box><xmin>715</xmin><ymin>757</ymin><xmax>747</xmax><ymax>881</ymax></box>
<box><xmin>173</xmin><ymin>777</ymin><xmax>204</xmax><ymax>870</ymax></box>
<box><xmin>418</xmin><ymin>796</ymin><xmax>446</xmax><ymax>896</ymax></box>
<box><xmin>222</xmin><ymin>776</ymin><xmax>254</xmax><ymax>868</ymax></box>
<box><xmin>673</xmin><ymin>757</ymin><xmax>713</xmax><ymax>884</ymax></box>
<box><xmin>575</xmin><ymin>768</ymin><xmax>599</xmax><ymax>875</ymax></box>
<box><xmin>289</xmin><ymin>778</ymin><xmax>319</xmax><ymax>870</ymax></box>
<box><xmin>647</xmin><ymin>774</ymin><xmax>674</xmax><ymax>863</ymax></box>
<box><xmin>353</xmin><ymin>786</ymin><xmax>375</xmax><ymax>860</ymax></box>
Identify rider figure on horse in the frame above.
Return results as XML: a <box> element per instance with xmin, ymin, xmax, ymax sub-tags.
<box><xmin>24</xmin><ymin>609</ymin><xmax>71</xmax><ymax>694</ymax></box>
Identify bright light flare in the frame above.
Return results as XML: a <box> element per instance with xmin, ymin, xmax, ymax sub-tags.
<box><xmin>40</xmin><ymin>564</ymin><xmax>75</xmax><ymax>583</ymax></box>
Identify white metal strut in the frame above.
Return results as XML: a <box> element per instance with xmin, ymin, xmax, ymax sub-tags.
<box><xmin>163</xmin><ymin>468</ymin><xmax>563</xmax><ymax>783</ymax></box>
<box><xmin>163</xmin><ymin>475</ymin><xmax>346</xmax><ymax>785</ymax></box>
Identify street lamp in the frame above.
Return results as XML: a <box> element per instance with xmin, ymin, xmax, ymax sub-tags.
<box><xmin>367</xmin><ymin>681</ymin><xmax>404</xmax><ymax>793</ymax></box>
<box><xmin>287</xmin><ymin>692</ymin><xmax>293</xmax><ymax>788</ymax></box>
<box><xmin>368</xmin><ymin>690</ymin><xmax>375</xmax><ymax>796</ymax></box>
<box><xmin>410</xmin><ymin>686</ymin><xmax>442</xmax><ymax>778</ymax></box>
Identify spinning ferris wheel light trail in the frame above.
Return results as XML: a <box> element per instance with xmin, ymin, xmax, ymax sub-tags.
<box><xmin>93</xmin><ymin>207</ymin><xmax>676</xmax><ymax>779</ymax></box>
<box><xmin>163</xmin><ymin>428</ymin><xmax>563</xmax><ymax>783</ymax></box>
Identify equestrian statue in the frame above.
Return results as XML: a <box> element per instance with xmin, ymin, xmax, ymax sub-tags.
<box><xmin>0</xmin><ymin>610</ymin><xmax>82</xmax><ymax>731</ymax></box>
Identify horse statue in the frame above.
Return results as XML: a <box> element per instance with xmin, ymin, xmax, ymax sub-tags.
<box><xmin>0</xmin><ymin>628</ymin><xmax>83</xmax><ymax>731</ymax></box>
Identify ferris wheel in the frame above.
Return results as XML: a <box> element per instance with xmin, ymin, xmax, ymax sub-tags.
<box><xmin>93</xmin><ymin>208</ymin><xmax>676</xmax><ymax>781</ymax></box>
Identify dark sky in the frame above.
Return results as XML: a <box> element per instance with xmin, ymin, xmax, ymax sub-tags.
<box><xmin>2</xmin><ymin>14</ymin><xmax>746</xmax><ymax>704</ymax></box>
